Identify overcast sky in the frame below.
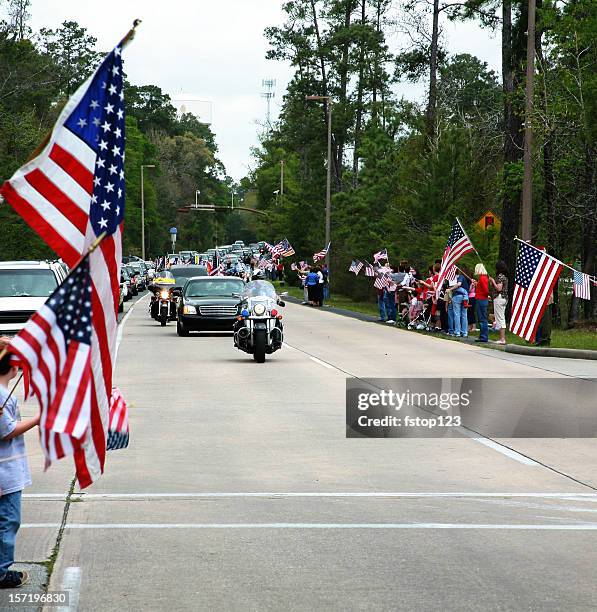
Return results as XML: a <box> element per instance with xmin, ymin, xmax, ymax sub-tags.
<box><xmin>30</xmin><ymin>1</ymin><xmax>501</xmax><ymax>181</ymax></box>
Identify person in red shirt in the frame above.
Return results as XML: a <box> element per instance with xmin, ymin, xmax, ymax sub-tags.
<box><xmin>474</xmin><ymin>263</ymin><xmax>489</xmax><ymax>342</ymax></box>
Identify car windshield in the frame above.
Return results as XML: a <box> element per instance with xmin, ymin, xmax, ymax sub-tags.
<box><xmin>0</xmin><ymin>269</ymin><xmax>58</xmax><ymax>297</ymax></box>
<box><xmin>185</xmin><ymin>278</ymin><xmax>244</xmax><ymax>297</ymax></box>
<box><xmin>243</xmin><ymin>280</ymin><xmax>277</xmax><ymax>299</ymax></box>
<box><xmin>170</xmin><ymin>266</ymin><xmax>206</xmax><ymax>281</ymax></box>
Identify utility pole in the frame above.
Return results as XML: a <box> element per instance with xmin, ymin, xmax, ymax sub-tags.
<box><xmin>521</xmin><ymin>0</ymin><xmax>536</xmax><ymax>241</ymax></box>
<box><xmin>280</xmin><ymin>160</ymin><xmax>284</xmax><ymax>205</ymax></box>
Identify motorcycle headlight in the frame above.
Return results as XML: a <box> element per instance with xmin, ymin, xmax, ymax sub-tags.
<box><xmin>183</xmin><ymin>305</ymin><xmax>196</xmax><ymax>315</ymax></box>
<box><xmin>253</xmin><ymin>303</ymin><xmax>266</xmax><ymax>316</ymax></box>
<box><xmin>160</xmin><ymin>290</ymin><xmax>170</xmax><ymax>300</ymax></box>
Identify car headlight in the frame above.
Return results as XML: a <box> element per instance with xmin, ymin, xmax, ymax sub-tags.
<box><xmin>253</xmin><ymin>303</ymin><xmax>266</xmax><ymax>316</ymax></box>
<box><xmin>183</xmin><ymin>305</ymin><xmax>197</xmax><ymax>315</ymax></box>
<box><xmin>160</xmin><ymin>290</ymin><xmax>170</xmax><ymax>300</ymax></box>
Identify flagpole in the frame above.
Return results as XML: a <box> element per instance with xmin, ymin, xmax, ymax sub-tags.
<box><xmin>0</xmin><ymin>372</ymin><xmax>23</xmax><ymax>417</ymax></box>
<box><xmin>456</xmin><ymin>217</ymin><xmax>483</xmax><ymax>264</ymax></box>
<box><xmin>7</xmin><ymin>22</ymin><xmax>142</xmax><ymax>168</ymax></box>
<box><xmin>119</xmin><ymin>19</ymin><xmax>142</xmax><ymax>50</ymax></box>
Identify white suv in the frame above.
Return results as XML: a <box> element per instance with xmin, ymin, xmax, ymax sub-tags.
<box><xmin>0</xmin><ymin>261</ymin><xmax>67</xmax><ymax>335</ymax></box>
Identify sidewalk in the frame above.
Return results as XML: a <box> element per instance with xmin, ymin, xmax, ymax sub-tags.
<box><xmin>285</xmin><ymin>296</ymin><xmax>597</xmax><ymax>361</ymax></box>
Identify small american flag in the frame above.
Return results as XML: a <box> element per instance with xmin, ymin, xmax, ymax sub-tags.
<box><xmin>313</xmin><ymin>242</ymin><xmax>330</xmax><ymax>262</ymax></box>
<box><xmin>364</xmin><ymin>263</ymin><xmax>375</xmax><ymax>277</ymax></box>
<box><xmin>107</xmin><ymin>387</ymin><xmax>129</xmax><ymax>450</ymax></box>
<box><xmin>374</xmin><ymin>274</ymin><xmax>390</xmax><ymax>290</ymax></box>
<box><xmin>510</xmin><ymin>243</ymin><xmax>563</xmax><ymax>342</ymax></box>
<box><xmin>573</xmin><ymin>270</ymin><xmax>591</xmax><ymax>301</ymax></box>
<box><xmin>436</xmin><ymin>220</ymin><xmax>474</xmax><ymax>296</ymax></box>
<box><xmin>349</xmin><ymin>260</ymin><xmax>363</xmax><ymax>275</ymax></box>
<box><xmin>373</xmin><ymin>249</ymin><xmax>388</xmax><ymax>264</ymax></box>
<box><xmin>10</xmin><ymin>256</ymin><xmax>93</xmax><ymax>465</ymax></box>
<box><xmin>206</xmin><ymin>261</ymin><xmax>223</xmax><ymax>276</ymax></box>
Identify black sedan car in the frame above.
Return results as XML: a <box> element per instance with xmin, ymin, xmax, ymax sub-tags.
<box><xmin>177</xmin><ymin>276</ymin><xmax>245</xmax><ymax>336</ymax></box>
<box><xmin>169</xmin><ymin>265</ymin><xmax>207</xmax><ymax>288</ymax></box>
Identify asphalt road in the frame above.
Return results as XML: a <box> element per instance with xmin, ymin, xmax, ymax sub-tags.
<box><xmin>6</xmin><ymin>295</ymin><xmax>597</xmax><ymax>611</ymax></box>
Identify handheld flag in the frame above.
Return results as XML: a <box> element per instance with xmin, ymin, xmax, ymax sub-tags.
<box><xmin>349</xmin><ymin>261</ymin><xmax>363</xmax><ymax>275</ymax></box>
<box><xmin>9</xmin><ymin>256</ymin><xmax>93</xmax><ymax>466</ymax></box>
<box><xmin>272</xmin><ymin>238</ymin><xmax>295</xmax><ymax>258</ymax></box>
<box><xmin>313</xmin><ymin>243</ymin><xmax>330</xmax><ymax>262</ymax></box>
<box><xmin>0</xmin><ymin>38</ymin><xmax>129</xmax><ymax>487</ymax></box>
<box><xmin>435</xmin><ymin>220</ymin><xmax>475</xmax><ymax>296</ymax></box>
<box><xmin>573</xmin><ymin>270</ymin><xmax>591</xmax><ymax>301</ymax></box>
<box><xmin>107</xmin><ymin>387</ymin><xmax>129</xmax><ymax>450</ymax></box>
<box><xmin>373</xmin><ymin>249</ymin><xmax>388</xmax><ymax>264</ymax></box>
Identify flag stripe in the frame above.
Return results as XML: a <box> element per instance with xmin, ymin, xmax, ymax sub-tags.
<box><xmin>25</xmin><ymin>169</ymin><xmax>89</xmax><ymax>234</ymax></box>
<box><xmin>56</xmin><ymin>128</ymin><xmax>97</xmax><ymax>172</ymax></box>
<box><xmin>38</xmin><ymin>157</ymin><xmax>92</xmax><ymax>214</ymax></box>
<box><xmin>1</xmin><ymin>181</ymin><xmax>81</xmax><ymax>264</ymax></box>
<box><xmin>49</xmin><ymin>143</ymin><xmax>94</xmax><ymax>195</ymax></box>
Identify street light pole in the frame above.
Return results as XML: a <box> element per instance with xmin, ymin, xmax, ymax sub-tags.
<box><xmin>306</xmin><ymin>95</ymin><xmax>332</xmax><ymax>267</ymax></box>
<box><xmin>140</xmin><ymin>164</ymin><xmax>155</xmax><ymax>260</ymax></box>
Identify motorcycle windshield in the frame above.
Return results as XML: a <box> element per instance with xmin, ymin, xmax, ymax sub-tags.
<box><xmin>242</xmin><ymin>280</ymin><xmax>277</xmax><ymax>299</ymax></box>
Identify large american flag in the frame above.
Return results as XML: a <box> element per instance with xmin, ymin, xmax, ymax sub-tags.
<box><xmin>313</xmin><ymin>242</ymin><xmax>330</xmax><ymax>262</ymax></box>
<box><xmin>272</xmin><ymin>238</ymin><xmax>295</xmax><ymax>258</ymax></box>
<box><xmin>0</xmin><ymin>44</ymin><xmax>126</xmax><ymax>487</ymax></box>
<box><xmin>10</xmin><ymin>257</ymin><xmax>93</xmax><ymax>465</ymax></box>
<box><xmin>510</xmin><ymin>243</ymin><xmax>563</xmax><ymax>342</ymax></box>
<box><xmin>435</xmin><ymin>220</ymin><xmax>474</xmax><ymax>296</ymax></box>
<box><xmin>573</xmin><ymin>270</ymin><xmax>591</xmax><ymax>301</ymax></box>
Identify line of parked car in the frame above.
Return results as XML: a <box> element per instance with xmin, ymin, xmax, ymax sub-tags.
<box><xmin>119</xmin><ymin>256</ymin><xmax>157</xmax><ymax>312</ymax></box>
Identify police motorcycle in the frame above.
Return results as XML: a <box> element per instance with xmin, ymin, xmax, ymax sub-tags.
<box><xmin>148</xmin><ymin>271</ymin><xmax>180</xmax><ymax>327</ymax></box>
<box><xmin>233</xmin><ymin>280</ymin><xmax>286</xmax><ymax>363</ymax></box>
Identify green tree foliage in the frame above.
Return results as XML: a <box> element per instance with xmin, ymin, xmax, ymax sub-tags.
<box><xmin>250</xmin><ymin>0</ymin><xmax>595</xmax><ymax>318</ymax></box>
<box><xmin>0</xmin><ymin>14</ymin><xmax>252</xmax><ymax>263</ymax></box>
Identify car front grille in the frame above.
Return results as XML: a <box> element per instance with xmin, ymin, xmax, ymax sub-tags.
<box><xmin>198</xmin><ymin>305</ymin><xmax>238</xmax><ymax>317</ymax></box>
<box><xmin>0</xmin><ymin>310</ymin><xmax>35</xmax><ymax>325</ymax></box>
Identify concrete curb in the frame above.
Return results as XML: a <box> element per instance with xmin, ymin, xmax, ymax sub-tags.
<box><xmin>284</xmin><ymin>295</ymin><xmax>597</xmax><ymax>361</ymax></box>
<box><xmin>503</xmin><ymin>343</ymin><xmax>597</xmax><ymax>360</ymax></box>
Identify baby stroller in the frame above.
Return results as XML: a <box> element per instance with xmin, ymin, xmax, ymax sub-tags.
<box><xmin>407</xmin><ymin>296</ymin><xmax>432</xmax><ymax>331</ymax></box>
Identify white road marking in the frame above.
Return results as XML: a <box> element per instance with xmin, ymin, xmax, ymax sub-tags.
<box><xmin>23</xmin><ymin>492</ymin><xmax>597</xmax><ymax>499</ymax></box>
<box><xmin>458</xmin><ymin>429</ymin><xmax>541</xmax><ymax>466</ymax></box>
<box><xmin>309</xmin><ymin>355</ymin><xmax>336</xmax><ymax>370</ymax></box>
<box><xmin>115</xmin><ymin>293</ymin><xmax>149</xmax><ymax>361</ymax></box>
<box><xmin>56</xmin><ymin>566</ymin><xmax>81</xmax><ymax>612</ymax></box>
<box><xmin>19</xmin><ymin>522</ymin><xmax>597</xmax><ymax>530</ymax></box>
<box><xmin>282</xmin><ymin>341</ymin><xmax>547</xmax><ymax>467</ymax></box>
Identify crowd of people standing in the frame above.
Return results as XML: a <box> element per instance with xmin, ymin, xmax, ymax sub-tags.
<box><xmin>374</xmin><ymin>259</ymin><xmax>511</xmax><ymax>345</ymax></box>
<box><xmin>296</xmin><ymin>265</ymin><xmax>330</xmax><ymax>307</ymax></box>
